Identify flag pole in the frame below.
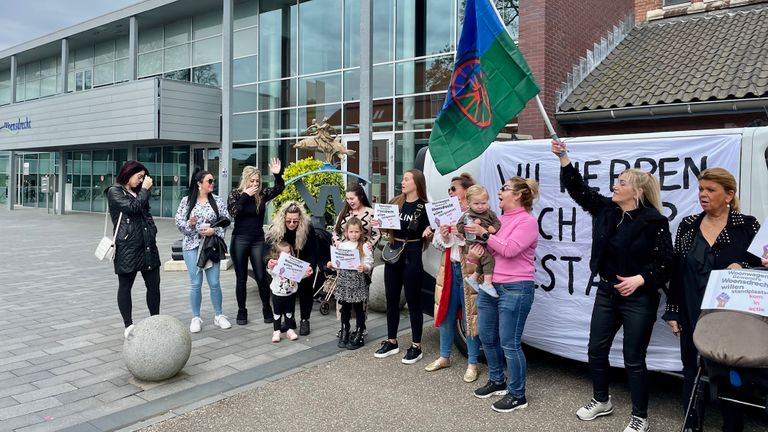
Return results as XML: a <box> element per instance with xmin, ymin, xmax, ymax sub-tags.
<box><xmin>534</xmin><ymin>94</ymin><xmax>566</xmax><ymax>155</ymax></box>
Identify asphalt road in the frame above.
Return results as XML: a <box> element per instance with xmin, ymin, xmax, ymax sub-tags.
<box><xmin>140</xmin><ymin>325</ymin><xmax>767</xmax><ymax>432</ymax></box>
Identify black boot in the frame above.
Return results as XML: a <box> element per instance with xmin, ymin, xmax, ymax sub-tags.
<box><xmin>347</xmin><ymin>327</ymin><xmax>365</xmax><ymax>350</ymax></box>
<box><xmin>262</xmin><ymin>306</ymin><xmax>274</xmax><ymax>324</ymax></box>
<box><xmin>236</xmin><ymin>308</ymin><xmax>248</xmax><ymax>325</ymax></box>
<box><xmin>338</xmin><ymin>327</ymin><xmax>350</xmax><ymax>349</ymax></box>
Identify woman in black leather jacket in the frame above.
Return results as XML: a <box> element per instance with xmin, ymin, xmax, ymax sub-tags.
<box><xmin>106</xmin><ymin>161</ymin><xmax>161</xmax><ymax>339</ymax></box>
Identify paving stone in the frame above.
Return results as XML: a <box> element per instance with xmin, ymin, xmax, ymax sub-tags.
<box><xmin>56</xmin><ymin>382</ymin><xmax>118</xmax><ymax>404</ymax></box>
<box><xmin>13</xmin><ymin>383</ymin><xmax>78</xmax><ymax>404</ymax></box>
<box><xmin>0</xmin><ymin>384</ymin><xmax>37</xmax><ymax>399</ymax></box>
<box><xmin>14</xmin><ymin>413</ymin><xmax>90</xmax><ymax>432</ymax></box>
<box><xmin>49</xmin><ymin>358</ymin><xmax>104</xmax><ymax>376</ymax></box>
<box><xmin>32</xmin><ymin>370</ymin><xmax>92</xmax><ymax>388</ymax></box>
<box><xmin>0</xmin><ymin>396</ymin><xmax>19</xmax><ymax>409</ymax></box>
<box><xmin>95</xmin><ymin>384</ymin><xmax>143</xmax><ymax>403</ymax></box>
<box><xmin>0</xmin><ymin>397</ymin><xmax>63</xmax><ymax>421</ymax></box>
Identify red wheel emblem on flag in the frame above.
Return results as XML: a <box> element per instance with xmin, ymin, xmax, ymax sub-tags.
<box><xmin>450</xmin><ymin>59</ymin><xmax>492</xmax><ymax>128</ymax></box>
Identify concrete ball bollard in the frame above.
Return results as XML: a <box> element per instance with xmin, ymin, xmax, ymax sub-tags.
<box><xmin>367</xmin><ymin>264</ymin><xmax>406</xmax><ymax>313</ymax></box>
<box><xmin>123</xmin><ymin>315</ymin><xmax>191</xmax><ymax>382</ymax></box>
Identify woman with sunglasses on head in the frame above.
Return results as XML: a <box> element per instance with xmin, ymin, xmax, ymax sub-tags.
<box><xmin>372</xmin><ymin>169</ymin><xmax>433</xmax><ymax>364</ymax></box>
<box><xmin>465</xmin><ymin>177</ymin><xmax>539</xmax><ymax>413</ymax></box>
<box><xmin>265</xmin><ymin>201</ymin><xmax>318</xmax><ymax>336</ymax></box>
<box><xmin>332</xmin><ymin>183</ymin><xmax>381</xmax><ymax>248</ymax></box>
<box><xmin>175</xmin><ymin>170</ymin><xmax>231</xmax><ymax>333</ymax></box>
<box><xmin>425</xmin><ymin>172</ymin><xmax>482</xmax><ymax>383</ymax></box>
<box><xmin>107</xmin><ymin>161</ymin><xmax>161</xmax><ymax>339</ymax></box>
<box><xmin>227</xmin><ymin>159</ymin><xmax>284</xmax><ymax>326</ymax></box>
<box><xmin>552</xmin><ymin>140</ymin><xmax>673</xmax><ymax>432</ymax></box>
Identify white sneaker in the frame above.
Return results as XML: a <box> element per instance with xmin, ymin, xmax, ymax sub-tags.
<box><xmin>479</xmin><ymin>283</ymin><xmax>499</xmax><ymax>298</ymax></box>
<box><xmin>123</xmin><ymin>324</ymin><xmax>134</xmax><ymax>339</ymax></box>
<box><xmin>271</xmin><ymin>330</ymin><xmax>281</xmax><ymax>343</ymax></box>
<box><xmin>190</xmin><ymin>317</ymin><xmax>203</xmax><ymax>333</ymax></box>
<box><xmin>214</xmin><ymin>315</ymin><xmax>231</xmax><ymax>329</ymax></box>
<box><xmin>623</xmin><ymin>415</ymin><xmax>649</xmax><ymax>432</ymax></box>
<box><xmin>576</xmin><ymin>397</ymin><xmax>613</xmax><ymax>421</ymax></box>
<box><xmin>465</xmin><ymin>276</ymin><xmax>480</xmax><ymax>293</ymax></box>
<box><xmin>286</xmin><ymin>329</ymin><xmax>299</xmax><ymax>341</ymax></box>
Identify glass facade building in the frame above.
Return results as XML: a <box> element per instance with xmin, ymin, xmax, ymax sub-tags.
<box><xmin>0</xmin><ymin>0</ymin><xmax>519</xmax><ymax>216</ymax></box>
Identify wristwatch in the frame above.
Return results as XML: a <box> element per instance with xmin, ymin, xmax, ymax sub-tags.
<box><xmin>480</xmin><ymin>232</ymin><xmax>490</xmax><ymax>241</ymax></box>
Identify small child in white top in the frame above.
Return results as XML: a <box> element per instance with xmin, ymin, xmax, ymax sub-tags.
<box><xmin>267</xmin><ymin>241</ymin><xmax>299</xmax><ymax>343</ymax></box>
<box><xmin>327</xmin><ymin>217</ymin><xmax>374</xmax><ymax>350</ymax></box>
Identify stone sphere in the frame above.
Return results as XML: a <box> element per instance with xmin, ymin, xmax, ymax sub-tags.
<box><xmin>367</xmin><ymin>264</ymin><xmax>406</xmax><ymax>313</ymax></box>
<box><xmin>123</xmin><ymin>315</ymin><xmax>191</xmax><ymax>382</ymax></box>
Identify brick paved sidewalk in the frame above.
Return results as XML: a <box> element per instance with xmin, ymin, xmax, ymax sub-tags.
<box><xmin>0</xmin><ymin>207</ymin><xmax>388</xmax><ymax>432</ymax></box>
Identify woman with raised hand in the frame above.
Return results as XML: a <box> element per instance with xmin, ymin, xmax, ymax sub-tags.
<box><xmin>663</xmin><ymin>168</ymin><xmax>761</xmax><ymax>432</ymax></box>
<box><xmin>106</xmin><ymin>161</ymin><xmax>161</xmax><ymax>339</ymax></box>
<box><xmin>175</xmin><ymin>170</ymin><xmax>231</xmax><ymax>334</ymax></box>
<box><xmin>227</xmin><ymin>159</ymin><xmax>284</xmax><ymax>325</ymax></box>
<box><xmin>372</xmin><ymin>169</ymin><xmax>433</xmax><ymax>364</ymax></box>
<box><xmin>265</xmin><ymin>201</ymin><xmax>318</xmax><ymax>335</ymax></box>
<box><xmin>552</xmin><ymin>140</ymin><xmax>673</xmax><ymax>432</ymax></box>
<box><xmin>425</xmin><ymin>172</ymin><xmax>482</xmax><ymax>383</ymax></box>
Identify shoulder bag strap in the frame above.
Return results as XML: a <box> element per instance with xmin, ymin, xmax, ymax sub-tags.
<box><xmin>112</xmin><ymin>213</ymin><xmax>123</xmax><ymax>241</ymax></box>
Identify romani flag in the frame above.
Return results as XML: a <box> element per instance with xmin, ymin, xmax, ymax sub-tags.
<box><xmin>428</xmin><ymin>0</ymin><xmax>540</xmax><ymax>175</ymax></box>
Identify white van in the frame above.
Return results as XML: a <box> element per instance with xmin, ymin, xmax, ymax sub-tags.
<box><xmin>416</xmin><ymin>127</ymin><xmax>768</xmax><ymax>370</ymax></box>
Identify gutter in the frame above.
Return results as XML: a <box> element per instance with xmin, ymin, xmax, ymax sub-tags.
<box><xmin>555</xmin><ymin>97</ymin><xmax>768</xmax><ymax>124</ymax></box>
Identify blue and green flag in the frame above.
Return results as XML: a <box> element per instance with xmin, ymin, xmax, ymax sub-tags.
<box><xmin>428</xmin><ymin>0</ymin><xmax>540</xmax><ymax>175</ymax></box>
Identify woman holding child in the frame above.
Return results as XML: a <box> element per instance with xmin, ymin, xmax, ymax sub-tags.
<box><xmin>425</xmin><ymin>173</ymin><xmax>482</xmax><ymax>382</ymax></box>
<box><xmin>465</xmin><ymin>176</ymin><xmax>540</xmax><ymax>413</ymax></box>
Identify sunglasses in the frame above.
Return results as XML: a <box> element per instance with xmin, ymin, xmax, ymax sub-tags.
<box><xmin>204</xmin><ymin>178</ymin><xmax>214</xmax><ymax>185</ymax></box>
<box><xmin>500</xmin><ymin>185</ymin><xmax>513</xmax><ymax>192</ymax></box>
<box><xmin>448</xmin><ymin>186</ymin><xmax>457</xmax><ymax>193</ymax></box>
<box><xmin>286</xmin><ymin>220</ymin><xmax>300</xmax><ymax>225</ymax></box>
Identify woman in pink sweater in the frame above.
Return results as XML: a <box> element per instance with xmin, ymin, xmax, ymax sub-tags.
<box><xmin>465</xmin><ymin>176</ymin><xmax>540</xmax><ymax>413</ymax></box>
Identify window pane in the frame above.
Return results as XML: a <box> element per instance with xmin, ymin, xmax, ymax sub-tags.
<box><xmin>192</xmin><ymin>62</ymin><xmax>221</xmax><ymax>86</ymax></box>
<box><xmin>259</xmin><ymin>0</ymin><xmax>297</xmax><ymax>80</ymax></box>
<box><xmin>664</xmin><ymin>0</ymin><xmax>689</xmax><ymax>5</ymax></box>
<box><xmin>116</xmin><ymin>37</ymin><xmax>129</xmax><ymax>58</ymax></box>
<box><xmin>40</xmin><ymin>76</ymin><xmax>57</xmax><ymax>96</ymax></box>
<box><xmin>40</xmin><ymin>57</ymin><xmax>57</xmax><ymax>77</ymax></box>
<box><xmin>94</xmin><ymin>40</ymin><xmax>115</xmax><ymax>64</ymax></box>
<box><xmin>165</xmin><ymin>18</ymin><xmax>190</xmax><ymax>47</ymax></box>
<box><xmin>114</xmin><ymin>58</ymin><xmax>129</xmax><ymax>82</ymax></box>
<box><xmin>234</xmin><ymin>26</ymin><xmax>258</xmax><ymax>58</ymax></box>
<box><xmin>26</xmin><ymin>80</ymin><xmax>40</xmax><ymax>99</ymax></box>
<box><xmin>373</xmin><ymin>63</ymin><xmax>393</xmax><ymax>98</ymax></box>
<box><xmin>394</xmin><ymin>131</ymin><xmax>430</xmax><ymax>195</ymax></box>
<box><xmin>374</xmin><ymin>0</ymin><xmax>395</xmax><ymax>63</ymax></box>
<box><xmin>164</xmin><ymin>43</ymin><xmax>190</xmax><ymax>72</ymax></box>
<box><xmin>136</xmin><ymin>147</ymin><xmax>162</xmax><ymax>217</ymax></box>
<box><xmin>233</xmin><ymin>84</ymin><xmax>258</xmax><ymax>112</ymax></box>
<box><xmin>258</xmin><ymin>108</ymin><xmax>296</xmax><ymax>139</ymax></box>
<box><xmin>299</xmin><ymin>0</ymin><xmax>341</xmax><ymax>74</ymax></box>
<box><xmin>396</xmin><ymin>0</ymin><xmax>454</xmax><ymax>59</ymax></box>
<box><xmin>94</xmin><ymin>63</ymin><xmax>114</xmax><ymax>86</ymax></box>
<box><xmin>234</xmin><ymin>55</ymin><xmax>258</xmax><ymax>85</ymax></box>
<box><xmin>233</xmin><ymin>113</ymin><xmax>258</xmax><ymax>141</ymax></box>
<box><xmin>343</xmin><ymin>0</ymin><xmax>359</xmax><ymax>68</ymax></box>
<box><xmin>164</xmin><ymin>69</ymin><xmax>190</xmax><ymax>82</ymax></box>
<box><xmin>343</xmin><ymin>68</ymin><xmax>358</xmax><ymax>101</ymax></box>
<box><xmin>297</xmin><ymin>104</ymin><xmax>341</xmax><ymax>136</ymax></box>
<box><xmin>342</xmin><ymin>99</ymin><xmax>393</xmax><ymax>134</ymax></box>
<box><xmin>234</xmin><ymin>0</ymin><xmax>259</xmax><ymax>30</ymax></box>
<box><xmin>192</xmin><ymin>36</ymin><xmax>222</xmax><ymax>66</ymax></box>
<box><xmin>193</xmin><ymin>10</ymin><xmax>222</xmax><ymax>39</ymax></box>
<box><xmin>139</xmin><ymin>26</ymin><xmax>164</xmax><ymax>53</ymax></box>
<box><xmin>75</xmin><ymin>46</ymin><xmax>95</xmax><ymax>69</ymax></box>
<box><xmin>395</xmin><ymin>94</ymin><xmax>442</xmax><ymax>131</ymax></box>
<box><xmin>138</xmin><ymin>51</ymin><xmax>163</xmax><ymax>77</ymax></box>
<box><xmin>161</xmin><ymin>146</ymin><xmax>189</xmax><ymax>218</ymax></box>
<box><xmin>299</xmin><ymin>72</ymin><xmax>341</xmax><ymax>105</ymax></box>
<box><xmin>84</xmin><ymin>70</ymin><xmax>92</xmax><ymax>89</ymax></box>
<box><xmin>395</xmin><ymin>54</ymin><xmax>452</xmax><ymax>95</ymax></box>
<box><xmin>258</xmin><ymin>79</ymin><xmax>296</xmax><ymax>110</ymax></box>
<box><xmin>72</xmin><ymin>151</ymin><xmax>92</xmax><ymax>212</ymax></box>
<box><xmin>25</xmin><ymin>62</ymin><xmax>40</xmax><ymax>80</ymax></box>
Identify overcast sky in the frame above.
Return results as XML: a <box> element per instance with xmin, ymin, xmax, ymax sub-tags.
<box><xmin>0</xmin><ymin>0</ymin><xmax>141</xmax><ymax>51</ymax></box>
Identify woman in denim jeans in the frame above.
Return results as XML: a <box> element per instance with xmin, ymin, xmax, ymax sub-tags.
<box><xmin>465</xmin><ymin>176</ymin><xmax>540</xmax><ymax>413</ymax></box>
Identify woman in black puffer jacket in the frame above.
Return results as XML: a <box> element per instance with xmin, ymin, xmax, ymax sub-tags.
<box><xmin>106</xmin><ymin>161</ymin><xmax>161</xmax><ymax>338</ymax></box>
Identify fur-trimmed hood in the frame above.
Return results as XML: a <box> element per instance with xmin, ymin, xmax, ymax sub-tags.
<box><xmin>265</xmin><ymin>200</ymin><xmax>312</xmax><ymax>252</ymax></box>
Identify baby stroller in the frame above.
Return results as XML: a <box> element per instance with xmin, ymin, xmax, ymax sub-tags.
<box><xmin>683</xmin><ymin>282</ymin><xmax>768</xmax><ymax>431</ymax></box>
<box><xmin>314</xmin><ymin>272</ymin><xmax>337</xmax><ymax>315</ymax></box>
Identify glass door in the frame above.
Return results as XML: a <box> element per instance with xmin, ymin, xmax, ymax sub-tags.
<box><xmin>190</xmin><ymin>145</ymin><xmax>221</xmax><ymax>195</ymax></box>
<box><xmin>341</xmin><ymin>133</ymin><xmax>394</xmax><ymax>204</ymax></box>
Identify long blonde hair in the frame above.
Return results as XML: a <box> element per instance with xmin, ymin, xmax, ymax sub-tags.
<box><xmin>698</xmin><ymin>168</ymin><xmax>739</xmax><ymax>213</ymax></box>
<box><xmin>620</xmin><ymin>169</ymin><xmax>662</xmax><ymax>213</ymax></box>
<box><xmin>236</xmin><ymin>166</ymin><xmax>263</xmax><ymax>209</ymax></box>
<box><xmin>265</xmin><ymin>200</ymin><xmax>311</xmax><ymax>252</ymax></box>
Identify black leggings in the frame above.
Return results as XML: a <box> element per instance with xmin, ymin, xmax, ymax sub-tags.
<box><xmin>339</xmin><ymin>301</ymin><xmax>366</xmax><ymax>330</ymax></box>
<box><xmin>117</xmin><ymin>268</ymin><xmax>161</xmax><ymax>327</ymax></box>
<box><xmin>384</xmin><ymin>243</ymin><xmax>424</xmax><ymax>343</ymax></box>
<box><xmin>588</xmin><ymin>284</ymin><xmax>659</xmax><ymax>418</ymax></box>
<box><xmin>297</xmin><ymin>271</ymin><xmax>315</xmax><ymax>320</ymax></box>
<box><xmin>230</xmin><ymin>236</ymin><xmax>270</xmax><ymax>315</ymax></box>
<box><xmin>272</xmin><ymin>294</ymin><xmax>296</xmax><ymax>331</ymax></box>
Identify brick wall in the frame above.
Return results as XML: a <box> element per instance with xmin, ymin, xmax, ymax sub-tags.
<box><xmin>517</xmin><ymin>0</ymin><xmax>635</xmax><ymax>139</ymax></box>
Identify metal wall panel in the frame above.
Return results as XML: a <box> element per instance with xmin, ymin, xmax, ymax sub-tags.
<box><xmin>158</xmin><ymin>79</ymin><xmax>221</xmax><ymax>143</ymax></box>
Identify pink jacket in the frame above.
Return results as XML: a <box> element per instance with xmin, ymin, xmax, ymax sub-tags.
<box><xmin>486</xmin><ymin>207</ymin><xmax>538</xmax><ymax>283</ymax></box>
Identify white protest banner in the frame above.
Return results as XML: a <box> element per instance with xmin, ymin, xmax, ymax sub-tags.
<box><xmin>274</xmin><ymin>252</ymin><xmax>310</xmax><ymax>283</ymax></box>
<box><xmin>702</xmin><ymin>269</ymin><xmax>768</xmax><ymax>318</ymax></box>
<box><xmin>426</xmin><ymin>196</ymin><xmax>462</xmax><ymax>229</ymax></box>
<box><xmin>477</xmin><ymin>134</ymin><xmax>741</xmax><ymax>371</ymax></box>
<box><xmin>747</xmin><ymin>217</ymin><xmax>768</xmax><ymax>260</ymax></box>
<box><xmin>374</xmin><ymin>204</ymin><xmax>400</xmax><ymax>229</ymax></box>
<box><xmin>330</xmin><ymin>246</ymin><xmax>360</xmax><ymax>270</ymax></box>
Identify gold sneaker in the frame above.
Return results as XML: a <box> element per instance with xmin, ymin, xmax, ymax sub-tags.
<box><xmin>424</xmin><ymin>359</ymin><xmax>451</xmax><ymax>372</ymax></box>
<box><xmin>463</xmin><ymin>367</ymin><xmax>479</xmax><ymax>383</ymax></box>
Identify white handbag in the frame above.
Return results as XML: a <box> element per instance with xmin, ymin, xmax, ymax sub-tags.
<box><xmin>95</xmin><ymin>211</ymin><xmax>122</xmax><ymax>262</ymax></box>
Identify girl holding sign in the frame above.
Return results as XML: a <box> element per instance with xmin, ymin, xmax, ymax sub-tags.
<box><xmin>267</xmin><ymin>241</ymin><xmax>299</xmax><ymax>342</ymax></box>
<box><xmin>327</xmin><ymin>217</ymin><xmax>374</xmax><ymax>349</ymax></box>
<box><xmin>372</xmin><ymin>169</ymin><xmax>433</xmax><ymax>364</ymax></box>
<box><xmin>552</xmin><ymin>140</ymin><xmax>673</xmax><ymax>432</ymax></box>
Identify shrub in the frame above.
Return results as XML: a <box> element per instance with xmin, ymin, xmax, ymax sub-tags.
<box><xmin>272</xmin><ymin>157</ymin><xmax>344</xmax><ymax>227</ymax></box>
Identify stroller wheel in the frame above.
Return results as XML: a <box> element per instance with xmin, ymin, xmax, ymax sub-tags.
<box><xmin>319</xmin><ymin>301</ymin><xmax>330</xmax><ymax>315</ymax></box>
